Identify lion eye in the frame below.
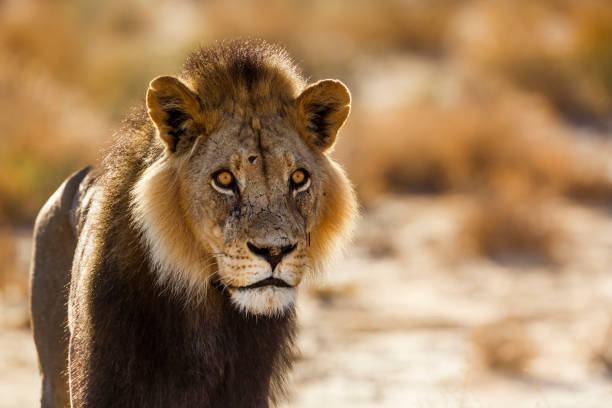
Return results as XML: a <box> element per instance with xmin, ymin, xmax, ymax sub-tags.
<box><xmin>290</xmin><ymin>169</ymin><xmax>310</xmax><ymax>193</ymax></box>
<box><xmin>212</xmin><ymin>170</ymin><xmax>236</xmax><ymax>193</ymax></box>
<box><xmin>291</xmin><ymin>170</ymin><xmax>306</xmax><ymax>185</ymax></box>
<box><xmin>216</xmin><ymin>171</ymin><xmax>234</xmax><ymax>187</ymax></box>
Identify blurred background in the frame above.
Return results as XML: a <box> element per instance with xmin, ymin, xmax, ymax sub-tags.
<box><xmin>2</xmin><ymin>0</ymin><xmax>612</xmax><ymax>406</ymax></box>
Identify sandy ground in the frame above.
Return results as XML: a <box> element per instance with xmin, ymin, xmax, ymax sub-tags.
<box><xmin>2</xmin><ymin>195</ymin><xmax>612</xmax><ymax>407</ymax></box>
<box><xmin>288</xmin><ymin>196</ymin><xmax>612</xmax><ymax>407</ymax></box>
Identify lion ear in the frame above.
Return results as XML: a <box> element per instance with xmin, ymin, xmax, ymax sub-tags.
<box><xmin>146</xmin><ymin>76</ymin><xmax>203</xmax><ymax>152</ymax></box>
<box><xmin>296</xmin><ymin>79</ymin><xmax>351</xmax><ymax>152</ymax></box>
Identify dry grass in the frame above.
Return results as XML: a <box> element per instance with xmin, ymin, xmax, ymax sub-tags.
<box><xmin>338</xmin><ymin>97</ymin><xmax>611</xmax><ymax>202</ymax></box>
<box><xmin>0</xmin><ymin>2</ymin><xmax>160</xmax><ymax>224</ymax></box>
<box><xmin>463</xmin><ymin>192</ymin><xmax>560</xmax><ymax>263</ymax></box>
<box><xmin>334</xmin><ymin>87</ymin><xmax>610</xmax><ymax>260</ymax></box>
<box><xmin>0</xmin><ymin>230</ymin><xmax>31</xmax><ymax>330</ymax></box>
<box><xmin>308</xmin><ymin>283</ymin><xmax>357</xmax><ymax>307</ymax></box>
<box><xmin>204</xmin><ymin>0</ymin><xmax>457</xmax><ymax>57</ymax></box>
<box><xmin>0</xmin><ymin>62</ymin><xmax>103</xmax><ymax>225</ymax></box>
<box><xmin>451</xmin><ymin>0</ymin><xmax>612</xmax><ymax>123</ymax></box>
<box><xmin>592</xmin><ymin>321</ymin><xmax>612</xmax><ymax>375</ymax></box>
<box><xmin>472</xmin><ymin>318</ymin><xmax>537</xmax><ymax>374</ymax></box>
<box><xmin>0</xmin><ymin>231</ymin><xmax>28</xmax><ymax>299</ymax></box>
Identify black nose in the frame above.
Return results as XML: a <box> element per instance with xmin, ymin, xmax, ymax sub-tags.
<box><xmin>247</xmin><ymin>242</ymin><xmax>297</xmax><ymax>271</ymax></box>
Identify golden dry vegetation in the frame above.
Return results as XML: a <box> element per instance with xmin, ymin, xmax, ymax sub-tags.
<box><xmin>2</xmin><ymin>0</ymin><xmax>612</xmax><ymax>407</ymax></box>
<box><xmin>472</xmin><ymin>318</ymin><xmax>537</xmax><ymax>374</ymax></box>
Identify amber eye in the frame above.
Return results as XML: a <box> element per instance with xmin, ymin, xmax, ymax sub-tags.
<box><xmin>290</xmin><ymin>169</ymin><xmax>310</xmax><ymax>190</ymax></box>
<box><xmin>213</xmin><ymin>170</ymin><xmax>235</xmax><ymax>190</ymax></box>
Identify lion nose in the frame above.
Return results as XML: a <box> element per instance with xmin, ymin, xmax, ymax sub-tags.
<box><xmin>247</xmin><ymin>242</ymin><xmax>297</xmax><ymax>271</ymax></box>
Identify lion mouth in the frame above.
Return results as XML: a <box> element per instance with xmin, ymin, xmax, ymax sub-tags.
<box><xmin>236</xmin><ymin>277</ymin><xmax>292</xmax><ymax>290</ymax></box>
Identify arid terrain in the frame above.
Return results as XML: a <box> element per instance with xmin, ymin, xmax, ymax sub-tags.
<box><xmin>3</xmin><ymin>195</ymin><xmax>612</xmax><ymax>407</ymax></box>
<box><xmin>291</xmin><ymin>196</ymin><xmax>612</xmax><ymax>407</ymax></box>
<box><xmin>2</xmin><ymin>0</ymin><xmax>612</xmax><ymax>406</ymax></box>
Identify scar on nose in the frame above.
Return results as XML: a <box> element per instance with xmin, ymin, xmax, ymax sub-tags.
<box><xmin>248</xmin><ymin>155</ymin><xmax>257</xmax><ymax>164</ymax></box>
<box><xmin>251</xmin><ymin>117</ymin><xmax>261</xmax><ymax>131</ymax></box>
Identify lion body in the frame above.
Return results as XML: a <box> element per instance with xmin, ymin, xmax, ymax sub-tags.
<box><xmin>32</xmin><ymin>166</ymin><xmax>295</xmax><ymax>407</ymax></box>
<box><xmin>30</xmin><ymin>40</ymin><xmax>356</xmax><ymax>407</ymax></box>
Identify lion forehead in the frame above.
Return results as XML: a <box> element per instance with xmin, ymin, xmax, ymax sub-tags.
<box><xmin>188</xmin><ymin>117</ymin><xmax>312</xmax><ymax>183</ymax></box>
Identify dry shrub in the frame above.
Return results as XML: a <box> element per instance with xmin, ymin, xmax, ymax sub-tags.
<box><xmin>0</xmin><ymin>1</ymin><xmax>149</xmax><ymax>225</ymax></box>
<box><xmin>592</xmin><ymin>321</ymin><xmax>612</xmax><ymax>375</ymax></box>
<box><xmin>450</xmin><ymin>0</ymin><xmax>612</xmax><ymax>122</ymax></box>
<box><xmin>0</xmin><ymin>231</ymin><xmax>28</xmax><ymax>299</ymax></box>
<box><xmin>334</xmin><ymin>94</ymin><xmax>610</xmax><ymax>261</ymax></box>
<box><xmin>0</xmin><ymin>62</ymin><xmax>104</xmax><ymax>225</ymax></box>
<box><xmin>462</xmin><ymin>170</ymin><xmax>560</xmax><ymax>262</ymax></box>
<box><xmin>201</xmin><ymin>0</ymin><xmax>612</xmax><ymax>125</ymax></box>
<box><xmin>336</xmin><ymin>96</ymin><xmax>611</xmax><ymax>205</ymax></box>
<box><xmin>0</xmin><ymin>230</ymin><xmax>31</xmax><ymax>330</ymax></box>
<box><xmin>472</xmin><ymin>318</ymin><xmax>536</xmax><ymax>374</ymax></box>
<box><xmin>0</xmin><ymin>0</ymin><xmax>164</xmax><ymax>113</ymax></box>
<box><xmin>204</xmin><ymin>0</ymin><xmax>459</xmax><ymax>59</ymax></box>
<box><xmin>566</xmin><ymin>172</ymin><xmax>612</xmax><ymax>204</ymax></box>
<box><xmin>365</xmin><ymin>238</ymin><xmax>397</xmax><ymax>259</ymax></box>
<box><xmin>463</xmin><ymin>192</ymin><xmax>559</xmax><ymax>263</ymax></box>
<box><xmin>308</xmin><ymin>283</ymin><xmax>357</xmax><ymax>307</ymax></box>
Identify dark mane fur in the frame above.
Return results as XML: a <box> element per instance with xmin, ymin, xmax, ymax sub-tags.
<box><xmin>181</xmin><ymin>39</ymin><xmax>306</xmax><ymax>115</ymax></box>
<box><xmin>67</xmin><ymin>41</ymin><xmax>300</xmax><ymax>407</ymax></box>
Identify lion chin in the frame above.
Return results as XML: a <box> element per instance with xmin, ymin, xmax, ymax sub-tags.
<box><xmin>228</xmin><ymin>287</ymin><xmax>296</xmax><ymax>316</ymax></box>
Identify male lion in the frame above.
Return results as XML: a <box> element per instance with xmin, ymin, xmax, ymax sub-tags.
<box><xmin>30</xmin><ymin>40</ymin><xmax>357</xmax><ymax>407</ymax></box>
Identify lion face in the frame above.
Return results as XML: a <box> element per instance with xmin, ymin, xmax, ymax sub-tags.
<box><xmin>133</xmin><ymin>71</ymin><xmax>356</xmax><ymax>316</ymax></box>
<box><xmin>180</xmin><ymin>116</ymin><xmax>322</xmax><ymax>315</ymax></box>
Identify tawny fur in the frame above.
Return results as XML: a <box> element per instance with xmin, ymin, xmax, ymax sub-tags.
<box><xmin>30</xmin><ymin>39</ymin><xmax>357</xmax><ymax>408</ymax></box>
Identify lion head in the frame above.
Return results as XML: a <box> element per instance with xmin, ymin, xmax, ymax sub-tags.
<box><xmin>131</xmin><ymin>40</ymin><xmax>357</xmax><ymax>316</ymax></box>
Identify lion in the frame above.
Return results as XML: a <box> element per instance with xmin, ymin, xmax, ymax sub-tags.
<box><xmin>29</xmin><ymin>39</ymin><xmax>357</xmax><ymax>407</ymax></box>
